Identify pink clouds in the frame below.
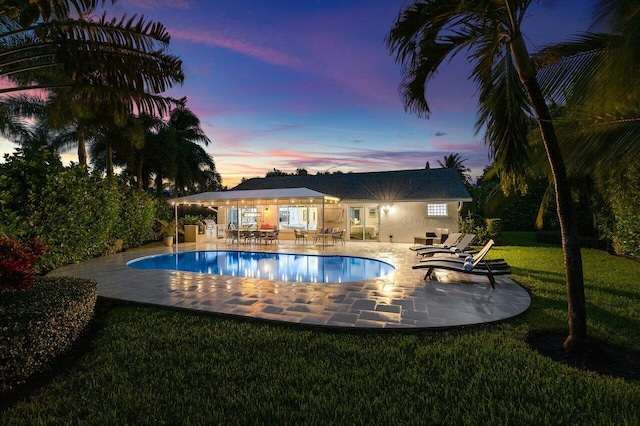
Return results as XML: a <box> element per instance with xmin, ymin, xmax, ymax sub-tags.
<box><xmin>169</xmin><ymin>28</ymin><xmax>306</xmax><ymax>70</ymax></box>
<box><xmin>284</xmin><ymin>3</ymin><xmax>403</xmax><ymax>108</ymax></box>
<box><xmin>128</xmin><ymin>0</ymin><xmax>193</xmax><ymax>10</ymax></box>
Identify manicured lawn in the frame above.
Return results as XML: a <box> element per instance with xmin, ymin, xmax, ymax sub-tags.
<box><xmin>2</xmin><ymin>232</ymin><xmax>639</xmax><ymax>424</ymax></box>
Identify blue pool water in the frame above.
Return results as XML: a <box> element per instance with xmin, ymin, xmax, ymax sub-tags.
<box><xmin>127</xmin><ymin>251</ymin><xmax>395</xmax><ymax>283</ymax></box>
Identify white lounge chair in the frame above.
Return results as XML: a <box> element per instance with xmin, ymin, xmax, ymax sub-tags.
<box><xmin>412</xmin><ymin>240</ymin><xmax>511</xmax><ymax>288</ymax></box>
<box><xmin>416</xmin><ymin>233</ymin><xmax>476</xmax><ymax>257</ymax></box>
<box><xmin>410</xmin><ymin>233</ymin><xmax>462</xmax><ymax>252</ymax></box>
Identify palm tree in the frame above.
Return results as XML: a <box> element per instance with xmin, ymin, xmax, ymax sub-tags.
<box><xmin>387</xmin><ymin>1</ymin><xmax>587</xmax><ymax>354</ymax></box>
<box><xmin>0</xmin><ymin>0</ymin><xmax>184</xmax><ymax>118</ymax></box>
<box><xmin>147</xmin><ymin>103</ymin><xmax>220</xmax><ymax>195</ymax></box>
<box><xmin>43</xmin><ymin>90</ymin><xmax>104</xmax><ymax>167</ymax></box>
<box><xmin>89</xmin><ymin>113</ymin><xmax>144</xmax><ymax>179</ymax></box>
<box><xmin>437</xmin><ymin>153</ymin><xmax>471</xmax><ymax>185</ymax></box>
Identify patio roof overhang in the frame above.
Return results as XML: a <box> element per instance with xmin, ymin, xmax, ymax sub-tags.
<box><xmin>170</xmin><ymin>187</ymin><xmax>341</xmax><ymax>207</ymax></box>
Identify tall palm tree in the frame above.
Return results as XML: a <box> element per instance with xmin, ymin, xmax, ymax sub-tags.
<box><xmin>437</xmin><ymin>153</ymin><xmax>472</xmax><ymax>185</ymax></box>
<box><xmin>89</xmin><ymin>113</ymin><xmax>144</xmax><ymax>179</ymax></box>
<box><xmin>154</xmin><ymin>104</ymin><xmax>220</xmax><ymax>195</ymax></box>
<box><xmin>387</xmin><ymin>0</ymin><xmax>587</xmax><ymax>353</ymax></box>
<box><xmin>0</xmin><ymin>0</ymin><xmax>184</xmax><ymax>118</ymax></box>
<box><xmin>44</xmin><ymin>90</ymin><xmax>103</xmax><ymax>167</ymax></box>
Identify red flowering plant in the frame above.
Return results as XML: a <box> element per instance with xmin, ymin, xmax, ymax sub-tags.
<box><xmin>0</xmin><ymin>236</ymin><xmax>50</xmax><ymax>292</ymax></box>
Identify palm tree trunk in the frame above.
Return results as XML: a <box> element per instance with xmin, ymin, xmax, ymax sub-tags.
<box><xmin>136</xmin><ymin>156</ymin><xmax>144</xmax><ymax>190</ymax></box>
<box><xmin>78</xmin><ymin>129</ymin><xmax>87</xmax><ymax>167</ymax></box>
<box><xmin>511</xmin><ymin>33</ymin><xmax>588</xmax><ymax>353</ymax></box>
<box><xmin>107</xmin><ymin>143</ymin><xmax>114</xmax><ymax>178</ymax></box>
<box><xmin>527</xmin><ymin>75</ymin><xmax>588</xmax><ymax>353</ymax></box>
<box><xmin>155</xmin><ymin>172</ymin><xmax>164</xmax><ymax>195</ymax></box>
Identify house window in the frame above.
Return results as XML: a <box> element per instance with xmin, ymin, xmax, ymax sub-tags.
<box><xmin>427</xmin><ymin>203</ymin><xmax>448</xmax><ymax>217</ymax></box>
<box><xmin>227</xmin><ymin>208</ymin><xmax>259</xmax><ymax>228</ymax></box>
<box><xmin>278</xmin><ymin>206</ymin><xmax>318</xmax><ymax>230</ymax></box>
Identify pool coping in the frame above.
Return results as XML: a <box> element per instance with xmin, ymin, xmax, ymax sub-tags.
<box><xmin>47</xmin><ymin>241</ymin><xmax>531</xmax><ymax>329</ymax></box>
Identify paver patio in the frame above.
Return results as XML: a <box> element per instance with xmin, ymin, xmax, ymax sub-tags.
<box><xmin>48</xmin><ymin>241</ymin><xmax>531</xmax><ymax>328</ymax></box>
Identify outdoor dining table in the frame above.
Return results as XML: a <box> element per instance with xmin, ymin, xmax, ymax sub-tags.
<box><xmin>313</xmin><ymin>231</ymin><xmax>334</xmax><ymax>245</ymax></box>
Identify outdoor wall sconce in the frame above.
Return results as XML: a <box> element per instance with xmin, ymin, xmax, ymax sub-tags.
<box><xmin>382</xmin><ymin>205</ymin><xmax>392</xmax><ymax>214</ymax></box>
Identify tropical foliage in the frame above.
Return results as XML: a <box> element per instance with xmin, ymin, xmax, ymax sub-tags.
<box><xmin>0</xmin><ymin>0</ymin><xmax>184</xmax><ymax>118</ymax></box>
<box><xmin>386</xmin><ymin>0</ymin><xmax>588</xmax><ymax>352</ymax></box>
<box><xmin>531</xmin><ymin>0</ymin><xmax>640</xmax><ymax>257</ymax></box>
<box><xmin>437</xmin><ymin>153</ymin><xmax>471</xmax><ymax>185</ymax></box>
<box><xmin>158</xmin><ymin>104</ymin><xmax>221</xmax><ymax>195</ymax></box>
<box><xmin>0</xmin><ymin>147</ymin><xmax>161</xmax><ymax>272</ymax></box>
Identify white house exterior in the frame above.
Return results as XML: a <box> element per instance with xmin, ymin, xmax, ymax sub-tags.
<box><xmin>170</xmin><ymin>168</ymin><xmax>471</xmax><ymax>244</ymax></box>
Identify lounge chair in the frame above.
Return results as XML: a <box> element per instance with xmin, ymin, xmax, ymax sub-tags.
<box><xmin>416</xmin><ymin>233</ymin><xmax>476</xmax><ymax>257</ymax></box>
<box><xmin>412</xmin><ymin>240</ymin><xmax>510</xmax><ymax>288</ymax></box>
<box><xmin>410</xmin><ymin>233</ymin><xmax>462</xmax><ymax>252</ymax></box>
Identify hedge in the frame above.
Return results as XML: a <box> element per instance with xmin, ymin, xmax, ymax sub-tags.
<box><xmin>458</xmin><ymin>217</ymin><xmax>502</xmax><ymax>245</ymax></box>
<box><xmin>0</xmin><ymin>147</ymin><xmax>162</xmax><ymax>272</ymax></box>
<box><xmin>0</xmin><ymin>277</ymin><xmax>98</xmax><ymax>393</ymax></box>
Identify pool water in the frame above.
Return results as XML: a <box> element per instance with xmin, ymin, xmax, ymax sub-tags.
<box><xmin>127</xmin><ymin>250</ymin><xmax>395</xmax><ymax>283</ymax></box>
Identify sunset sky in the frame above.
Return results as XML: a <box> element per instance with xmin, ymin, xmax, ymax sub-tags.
<box><xmin>1</xmin><ymin>0</ymin><xmax>598</xmax><ymax>188</ymax></box>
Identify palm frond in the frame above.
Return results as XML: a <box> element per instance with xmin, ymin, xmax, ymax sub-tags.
<box><xmin>3</xmin><ymin>1</ymin><xmax>109</xmax><ymax>26</ymax></box>
<box><xmin>476</xmin><ymin>49</ymin><xmax>532</xmax><ymax>181</ymax></box>
<box><xmin>386</xmin><ymin>0</ymin><xmax>484</xmax><ymax>117</ymax></box>
<box><xmin>0</xmin><ymin>10</ymin><xmax>184</xmax><ymax>116</ymax></box>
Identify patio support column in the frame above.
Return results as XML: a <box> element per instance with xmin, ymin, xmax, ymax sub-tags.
<box><xmin>174</xmin><ymin>202</ymin><xmax>179</xmax><ymax>252</ymax></box>
<box><xmin>236</xmin><ymin>200</ymin><xmax>240</xmax><ymax>246</ymax></box>
<box><xmin>322</xmin><ymin>197</ymin><xmax>325</xmax><ymax>249</ymax></box>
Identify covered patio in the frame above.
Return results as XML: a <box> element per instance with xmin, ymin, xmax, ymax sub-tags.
<box><xmin>170</xmin><ymin>188</ymin><xmax>341</xmax><ymax>245</ymax></box>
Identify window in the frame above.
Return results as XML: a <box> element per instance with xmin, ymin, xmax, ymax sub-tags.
<box><xmin>427</xmin><ymin>203</ymin><xmax>448</xmax><ymax>217</ymax></box>
<box><xmin>278</xmin><ymin>206</ymin><xmax>318</xmax><ymax>230</ymax></box>
<box><xmin>227</xmin><ymin>208</ymin><xmax>259</xmax><ymax>228</ymax></box>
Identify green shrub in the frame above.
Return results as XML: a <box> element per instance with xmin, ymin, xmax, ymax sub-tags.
<box><xmin>115</xmin><ymin>188</ymin><xmax>158</xmax><ymax>249</ymax></box>
<box><xmin>459</xmin><ymin>217</ymin><xmax>502</xmax><ymax>245</ymax></box>
<box><xmin>609</xmin><ymin>207</ymin><xmax>640</xmax><ymax>258</ymax></box>
<box><xmin>594</xmin><ymin>163</ymin><xmax>640</xmax><ymax>259</ymax></box>
<box><xmin>0</xmin><ymin>276</ymin><xmax>97</xmax><ymax>393</ymax></box>
<box><xmin>0</xmin><ymin>149</ymin><xmax>119</xmax><ymax>271</ymax></box>
<box><xmin>180</xmin><ymin>214</ymin><xmax>202</xmax><ymax>226</ymax></box>
<box><xmin>0</xmin><ymin>146</ymin><xmax>165</xmax><ymax>272</ymax></box>
<box><xmin>485</xmin><ymin>218</ymin><xmax>502</xmax><ymax>244</ymax></box>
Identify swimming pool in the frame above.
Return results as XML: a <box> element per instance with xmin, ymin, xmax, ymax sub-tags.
<box><xmin>127</xmin><ymin>250</ymin><xmax>395</xmax><ymax>283</ymax></box>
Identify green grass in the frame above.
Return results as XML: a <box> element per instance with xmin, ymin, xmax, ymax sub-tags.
<box><xmin>2</xmin><ymin>232</ymin><xmax>639</xmax><ymax>424</ymax></box>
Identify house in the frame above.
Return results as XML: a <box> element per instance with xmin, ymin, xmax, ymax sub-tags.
<box><xmin>224</xmin><ymin>168</ymin><xmax>472</xmax><ymax>243</ymax></box>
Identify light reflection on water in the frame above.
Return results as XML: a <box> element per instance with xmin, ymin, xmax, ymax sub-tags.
<box><xmin>127</xmin><ymin>251</ymin><xmax>395</xmax><ymax>284</ymax></box>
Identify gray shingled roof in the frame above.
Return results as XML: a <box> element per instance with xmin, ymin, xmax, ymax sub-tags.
<box><xmin>232</xmin><ymin>168</ymin><xmax>471</xmax><ymax>202</ymax></box>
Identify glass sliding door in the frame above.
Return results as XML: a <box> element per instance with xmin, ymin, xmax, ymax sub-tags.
<box><xmin>349</xmin><ymin>206</ymin><xmax>379</xmax><ymax>241</ymax></box>
<box><xmin>365</xmin><ymin>206</ymin><xmax>380</xmax><ymax>241</ymax></box>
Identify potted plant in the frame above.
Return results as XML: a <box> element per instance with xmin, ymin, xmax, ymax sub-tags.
<box><xmin>180</xmin><ymin>215</ymin><xmax>202</xmax><ymax>242</ymax></box>
<box><xmin>157</xmin><ymin>219</ymin><xmax>177</xmax><ymax>246</ymax></box>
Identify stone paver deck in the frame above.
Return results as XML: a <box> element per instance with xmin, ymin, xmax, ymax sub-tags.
<box><xmin>48</xmin><ymin>241</ymin><xmax>531</xmax><ymax>328</ymax></box>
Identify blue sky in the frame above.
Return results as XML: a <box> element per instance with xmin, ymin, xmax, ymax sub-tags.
<box><xmin>1</xmin><ymin>0</ymin><xmax>598</xmax><ymax>187</ymax></box>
